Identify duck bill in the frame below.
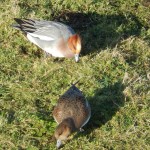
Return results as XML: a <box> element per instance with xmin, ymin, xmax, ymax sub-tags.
<box><xmin>75</xmin><ymin>54</ymin><xmax>79</xmax><ymax>62</ymax></box>
<box><xmin>56</xmin><ymin>139</ymin><xmax>62</xmax><ymax>148</ymax></box>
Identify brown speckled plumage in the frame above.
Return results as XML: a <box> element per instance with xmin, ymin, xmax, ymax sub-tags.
<box><xmin>53</xmin><ymin>84</ymin><xmax>90</xmax><ymax>129</ymax></box>
<box><xmin>52</xmin><ymin>84</ymin><xmax>91</xmax><ymax>148</ymax></box>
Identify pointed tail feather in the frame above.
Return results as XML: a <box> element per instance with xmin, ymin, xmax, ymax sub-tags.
<box><xmin>12</xmin><ymin>18</ymin><xmax>36</xmax><ymax>33</ymax></box>
<box><xmin>14</xmin><ymin>18</ymin><xmax>35</xmax><ymax>26</ymax></box>
<box><xmin>14</xmin><ymin>18</ymin><xmax>25</xmax><ymax>24</ymax></box>
<box><xmin>71</xmin><ymin>76</ymin><xmax>85</xmax><ymax>86</ymax></box>
<box><xmin>71</xmin><ymin>79</ymin><xmax>80</xmax><ymax>85</ymax></box>
<box><xmin>11</xmin><ymin>24</ymin><xmax>22</xmax><ymax>30</ymax></box>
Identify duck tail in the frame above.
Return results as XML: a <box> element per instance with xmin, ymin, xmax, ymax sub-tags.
<box><xmin>71</xmin><ymin>80</ymin><xmax>80</xmax><ymax>86</ymax></box>
<box><xmin>12</xmin><ymin>18</ymin><xmax>36</xmax><ymax>33</ymax></box>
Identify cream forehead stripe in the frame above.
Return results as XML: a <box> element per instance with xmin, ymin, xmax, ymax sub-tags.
<box><xmin>76</xmin><ymin>41</ymin><xmax>81</xmax><ymax>51</ymax></box>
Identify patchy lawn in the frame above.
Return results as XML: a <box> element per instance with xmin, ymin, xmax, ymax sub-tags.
<box><xmin>0</xmin><ymin>0</ymin><xmax>149</xmax><ymax>149</ymax></box>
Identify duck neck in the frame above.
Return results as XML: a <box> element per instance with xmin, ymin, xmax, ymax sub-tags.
<box><xmin>63</xmin><ymin>118</ymin><xmax>77</xmax><ymax>132</ymax></box>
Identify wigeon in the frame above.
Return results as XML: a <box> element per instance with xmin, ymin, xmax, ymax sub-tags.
<box><xmin>53</xmin><ymin>82</ymin><xmax>91</xmax><ymax>148</ymax></box>
<box><xmin>12</xmin><ymin>18</ymin><xmax>81</xmax><ymax>62</ymax></box>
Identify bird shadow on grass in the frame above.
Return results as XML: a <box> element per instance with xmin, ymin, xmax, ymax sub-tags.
<box><xmin>53</xmin><ymin>11</ymin><xmax>149</xmax><ymax>56</ymax></box>
<box><xmin>18</xmin><ymin>1</ymin><xmax>150</xmax><ymax>56</ymax></box>
<box><xmin>74</xmin><ymin>81</ymin><xmax>125</xmax><ymax>140</ymax></box>
<box><xmin>17</xmin><ymin>1</ymin><xmax>149</xmax><ymax>58</ymax></box>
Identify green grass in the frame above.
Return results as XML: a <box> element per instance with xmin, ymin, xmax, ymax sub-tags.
<box><xmin>0</xmin><ymin>0</ymin><xmax>150</xmax><ymax>149</ymax></box>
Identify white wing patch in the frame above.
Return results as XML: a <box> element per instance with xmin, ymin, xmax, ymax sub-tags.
<box><xmin>28</xmin><ymin>33</ymin><xmax>54</xmax><ymax>41</ymax></box>
<box><xmin>81</xmin><ymin>99</ymin><xmax>91</xmax><ymax>127</ymax></box>
<box><xmin>27</xmin><ymin>34</ymin><xmax>38</xmax><ymax>45</ymax></box>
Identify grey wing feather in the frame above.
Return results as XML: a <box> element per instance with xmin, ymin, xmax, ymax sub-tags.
<box><xmin>13</xmin><ymin>18</ymin><xmax>36</xmax><ymax>33</ymax></box>
<box><xmin>32</xmin><ymin>20</ymin><xmax>75</xmax><ymax>40</ymax></box>
<box><xmin>13</xmin><ymin>18</ymin><xmax>75</xmax><ymax>40</ymax></box>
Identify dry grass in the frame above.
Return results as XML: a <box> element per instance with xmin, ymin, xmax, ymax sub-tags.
<box><xmin>0</xmin><ymin>0</ymin><xmax>150</xmax><ymax>149</ymax></box>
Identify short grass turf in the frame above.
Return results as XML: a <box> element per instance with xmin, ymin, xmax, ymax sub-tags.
<box><xmin>0</xmin><ymin>0</ymin><xmax>150</xmax><ymax>149</ymax></box>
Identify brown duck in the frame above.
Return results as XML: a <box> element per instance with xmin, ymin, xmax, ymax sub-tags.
<box><xmin>52</xmin><ymin>83</ymin><xmax>91</xmax><ymax>148</ymax></box>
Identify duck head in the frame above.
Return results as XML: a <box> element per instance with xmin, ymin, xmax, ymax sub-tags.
<box><xmin>54</xmin><ymin>118</ymin><xmax>76</xmax><ymax>148</ymax></box>
<box><xmin>68</xmin><ymin>34</ymin><xmax>81</xmax><ymax>62</ymax></box>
